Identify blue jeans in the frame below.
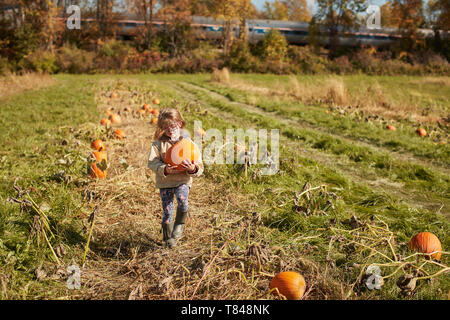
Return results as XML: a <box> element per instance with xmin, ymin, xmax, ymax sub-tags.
<box><xmin>159</xmin><ymin>184</ymin><xmax>189</xmax><ymax>224</ymax></box>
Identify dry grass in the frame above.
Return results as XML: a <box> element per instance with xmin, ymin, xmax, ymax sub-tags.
<box><xmin>218</xmin><ymin>75</ymin><xmax>447</xmax><ymax>124</ymax></box>
<box><xmin>210</xmin><ymin>68</ymin><xmax>231</xmax><ymax>84</ymax></box>
<box><xmin>0</xmin><ymin>72</ymin><xmax>57</xmax><ymax>99</ymax></box>
<box><xmin>71</xmin><ymin>79</ymin><xmax>343</xmax><ymax>300</ymax></box>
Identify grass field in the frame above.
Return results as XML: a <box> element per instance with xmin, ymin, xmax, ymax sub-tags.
<box><xmin>0</xmin><ymin>73</ymin><xmax>448</xmax><ymax>300</ymax></box>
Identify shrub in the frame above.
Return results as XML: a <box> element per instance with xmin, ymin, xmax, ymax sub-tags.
<box><xmin>259</xmin><ymin>29</ymin><xmax>288</xmax><ymax>61</ymax></box>
<box><xmin>56</xmin><ymin>45</ymin><xmax>95</xmax><ymax>74</ymax></box>
<box><xmin>21</xmin><ymin>49</ymin><xmax>58</xmax><ymax>74</ymax></box>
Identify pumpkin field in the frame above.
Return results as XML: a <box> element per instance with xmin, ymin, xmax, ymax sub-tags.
<box><xmin>0</xmin><ymin>72</ymin><xmax>449</xmax><ymax>300</ymax></box>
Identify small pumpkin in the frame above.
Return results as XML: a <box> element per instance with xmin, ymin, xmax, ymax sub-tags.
<box><xmin>408</xmin><ymin>232</ymin><xmax>442</xmax><ymax>260</ymax></box>
<box><xmin>151</xmin><ymin>109</ymin><xmax>159</xmax><ymax>116</ymax></box>
<box><xmin>100</xmin><ymin>118</ymin><xmax>111</xmax><ymax>127</ymax></box>
<box><xmin>89</xmin><ymin>151</ymin><xmax>107</xmax><ymax>179</ymax></box>
<box><xmin>137</xmin><ymin>109</ymin><xmax>147</xmax><ymax>116</ymax></box>
<box><xmin>386</xmin><ymin>125</ymin><xmax>396</xmax><ymax>131</ymax></box>
<box><xmin>416</xmin><ymin>128</ymin><xmax>427</xmax><ymax>137</ymax></box>
<box><xmin>270</xmin><ymin>271</ymin><xmax>306</xmax><ymax>300</ymax></box>
<box><xmin>142</xmin><ymin>104</ymin><xmax>152</xmax><ymax>112</ymax></box>
<box><xmin>93</xmin><ymin>150</ymin><xmax>108</xmax><ymax>163</ymax></box>
<box><xmin>109</xmin><ymin>113</ymin><xmax>122</xmax><ymax>125</ymax></box>
<box><xmin>164</xmin><ymin>139</ymin><xmax>200</xmax><ymax>170</ymax></box>
<box><xmin>91</xmin><ymin>139</ymin><xmax>105</xmax><ymax>151</ymax></box>
<box><xmin>151</xmin><ymin>117</ymin><xmax>158</xmax><ymax>124</ymax></box>
<box><xmin>110</xmin><ymin>92</ymin><xmax>118</xmax><ymax>99</ymax></box>
<box><xmin>114</xmin><ymin>129</ymin><xmax>126</xmax><ymax>140</ymax></box>
<box><xmin>153</xmin><ymin>98</ymin><xmax>160</xmax><ymax>105</ymax></box>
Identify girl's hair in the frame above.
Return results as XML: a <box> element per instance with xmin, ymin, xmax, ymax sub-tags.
<box><xmin>153</xmin><ymin>108</ymin><xmax>186</xmax><ymax>140</ymax></box>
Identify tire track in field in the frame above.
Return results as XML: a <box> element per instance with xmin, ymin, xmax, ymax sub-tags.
<box><xmin>168</xmin><ymin>81</ymin><xmax>448</xmax><ymax>217</ymax></box>
<box><xmin>185</xmin><ymin>81</ymin><xmax>450</xmax><ymax>177</ymax></box>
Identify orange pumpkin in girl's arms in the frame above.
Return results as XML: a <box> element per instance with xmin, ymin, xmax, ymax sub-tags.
<box><xmin>164</xmin><ymin>139</ymin><xmax>200</xmax><ymax>169</ymax></box>
<box><xmin>151</xmin><ymin>109</ymin><xmax>159</xmax><ymax>116</ymax></box>
<box><xmin>114</xmin><ymin>129</ymin><xmax>126</xmax><ymax>140</ymax></box>
<box><xmin>109</xmin><ymin>114</ymin><xmax>122</xmax><ymax>124</ymax></box>
<box><xmin>91</xmin><ymin>139</ymin><xmax>105</xmax><ymax>151</ymax></box>
<box><xmin>408</xmin><ymin>232</ymin><xmax>442</xmax><ymax>260</ymax></box>
<box><xmin>270</xmin><ymin>271</ymin><xmax>306</xmax><ymax>300</ymax></box>
<box><xmin>153</xmin><ymin>98</ymin><xmax>160</xmax><ymax>105</ymax></box>
<box><xmin>416</xmin><ymin>128</ymin><xmax>427</xmax><ymax>137</ymax></box>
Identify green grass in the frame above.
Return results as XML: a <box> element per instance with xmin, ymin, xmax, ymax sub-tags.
<box><xmin>0</xmin><ymin>74</ymin><xmax>448</xmax><ymax>300</ymax></box>
<box><xmin>0</xmin><ymin>76</ymin><xmax>98</xmax><ymax>299</ymax></box>
<box><xmin>192</xmin><ymin>78</ymin><xmax>450</xmax><ymax>167</ymax></box>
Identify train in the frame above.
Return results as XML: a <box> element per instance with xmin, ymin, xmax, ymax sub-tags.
<box><xmin>50</xmin><ymin>13</ymin><xmax>450</xmax><ymax>47</ymax></box>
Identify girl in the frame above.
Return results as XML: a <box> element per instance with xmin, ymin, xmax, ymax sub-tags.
<box><xmin>147</xmin><ymin>108</ymin><xmax>203</xmax><ymax>248</ymax></box>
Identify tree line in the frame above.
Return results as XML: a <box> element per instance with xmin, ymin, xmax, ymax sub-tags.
<box><xmin>0</xmin><ymin>0</ymin><xmax>449</xmax><ymax>70</ymax></box>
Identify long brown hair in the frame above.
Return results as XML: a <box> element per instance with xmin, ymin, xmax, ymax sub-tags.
<box><xmin>153</xmin><ymin>108</ymin><xmax>186</xmax><ymax>140</ymax></box>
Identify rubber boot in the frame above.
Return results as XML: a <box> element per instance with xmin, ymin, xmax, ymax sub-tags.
<box><xmin>162</xmin><ymin>222</ymin><xmax>176</xmax><ymax>248</ymax></box>
<box><xmin>172</xmin><ymin>208</ymin><xmax>188</xmax><ymax>239</ymax></box>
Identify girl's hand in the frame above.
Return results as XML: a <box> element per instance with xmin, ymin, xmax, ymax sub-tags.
<box><xmin>164</xmin><ymin>165</ymin><xmax>183</xmax><ymax>175</ymax></box>
<box><xmin>179</xmin><ymin>160</ymin><xmax>197</xmax><ymax>174</ymax></box>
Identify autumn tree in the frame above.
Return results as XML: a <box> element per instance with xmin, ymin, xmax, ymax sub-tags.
<box><xmin>380</xmin><ymin>1</ymin><xmax>396</xmax><ymax>28</ymax></box>
<box><xmin>314</xmin><ymin>0</ymin><xmax>366</xmax><ymax>58</ymax></box>
<box><xmin>158</xmin><ymin>0</ymin><xmax>194</xmax><ymax>57</ymax></box>
<box><xmin>391</xmin><ymin>0</ymin><xmax>424</xmax><ymax>51</ymax></box>
<box><xmin>127</xmin><ymin>0</ymin><xmax>158</xmax><ymax>49</ymax></box>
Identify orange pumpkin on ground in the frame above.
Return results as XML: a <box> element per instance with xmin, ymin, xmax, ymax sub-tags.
<box><xmin>153</xmin><ymin>98</ymin><xmax>160</xmax><ymax>105</ymax></box>
<box><xmin>386</xmin><ymin>125</ymin><xmax>396</xmax><ymax>131</ymax></box>
<box><xmin>91</xmin><ymin>139</ymin><xmax>105</xmax><ymax>151</ymax></box>
<box><xmin>416</xmin><ymin>128</ymin><xmax>427</xmax><ymax>137</ymax></box>
<box><xmin>89</xmin><ymin>151</ymin><xmax>107</xmax><ymax>179</ymax></box>
<box><xmin>270</xmin><ymin>271</ymin><xmax>306</xmax><ymax>300</ymax></box>
<box><xmin>114</xmin><ymin>129</ymin><xmax>126</xmax><ymax>140</ymax></box>
<box><xmin>93</xmin><ymin>150</ymin><xmax>108</xmax><ymax>163</ymax></box>
<box><xmin>109</xmin><ymin>114</ymin><xmax>122</xmax><ymax>124</ymax></box>
<box><xmin>151</xmin><ymin>109</ymin><xmax>159</xmax><ymax>116</ymax></box>
<box><xmin>142</xmin><ymin>104</ymin><xmax>152</xmax><ymax>112</ymax></box>
<box><xmin>408</xmin><ymin>232</ymin><xmax>442</xmax><ymax>260</ymax></box>
<box><xmin>151</xmin><ymin>117</ymin><xmax>158</xmax><ymax>124</ymax></box>
<box><xmin>100</xmin><ymin>118</ymin><xmax>111</xmax><ymax>127</ymax></box>
<box><xmin>110</xmin><ymin>93</ymin><xmax>118</xmax><ymax>99</ymax></box>
<box><xmin>164</xmin><ymin>139</ymin><xmax>200</xmax><ymax>170</ymax></box>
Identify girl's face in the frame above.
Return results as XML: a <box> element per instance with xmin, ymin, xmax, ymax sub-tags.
<box><xmin>164</xmin><ymin>121</ymin><xmax>181</xmax><ymax>141</ymax></box>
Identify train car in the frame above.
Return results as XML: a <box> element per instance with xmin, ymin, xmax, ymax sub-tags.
<box><xmin>54</xmin><ymin>14</ymin><xmax>446</xmax><ymax>48</ymax></box>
